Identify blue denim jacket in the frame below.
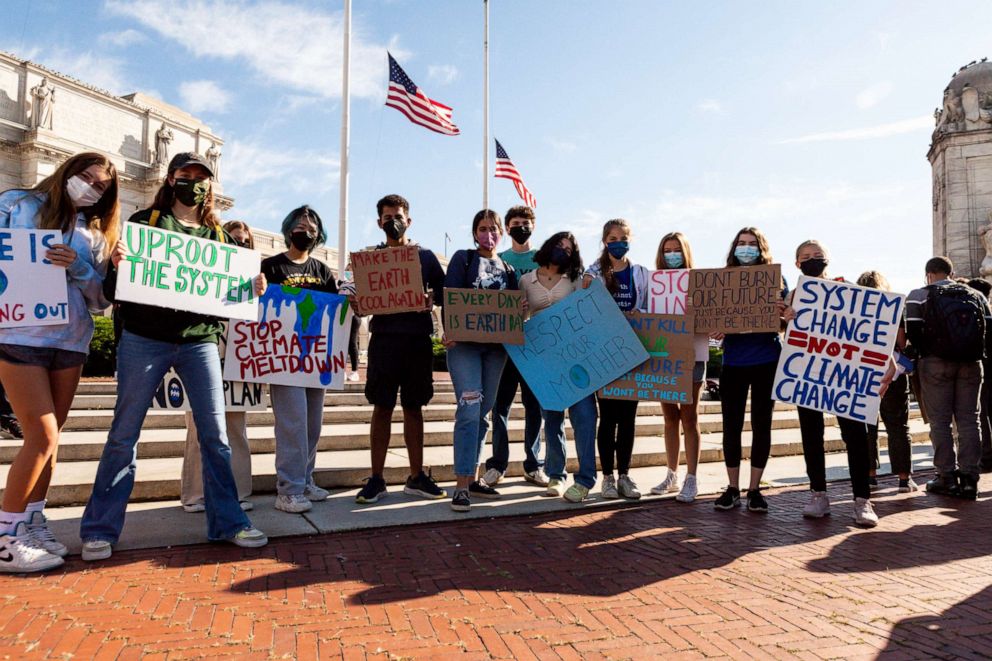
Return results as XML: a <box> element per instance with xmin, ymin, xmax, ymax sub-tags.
<box><xmin>0</xmin><ymin>190</ymin><xmax>111</xmax><ymax>354</ymax></box>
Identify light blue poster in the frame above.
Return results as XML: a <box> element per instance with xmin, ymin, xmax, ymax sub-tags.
<box><xmin>505</xmin><ymin>279</ymin><xmax>650</xmax><ymax>411</ymax></box>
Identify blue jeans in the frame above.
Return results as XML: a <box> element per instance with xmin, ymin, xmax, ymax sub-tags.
<box><xmin>542</xmin><ymin>395</ymin><xmax>598</xmax><ymax>488</ymax></box>
<box><xmin>447</xmin><ymin>343</ymin><xmax>506</xmax><ymax>477</ymax></box>
<box><xmin>487</xmin><ymin>358</ymin><xmax>543</xmax><ymax>473</ymax></box>
<box><xmin>80</xmin><ymin>331</ymin><xmax>250</xmax><ymax>543</ymax></box>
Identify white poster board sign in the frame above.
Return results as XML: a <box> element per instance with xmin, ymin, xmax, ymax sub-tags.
<box><xmin>0</xmin><ymin>228</ymin><xmax>69</xmax><ymax>328</ymax></box>
<box><xmin>647</xmin><ymin>269</ymin><xmax>689</xmax><ymax>315</ymax></box>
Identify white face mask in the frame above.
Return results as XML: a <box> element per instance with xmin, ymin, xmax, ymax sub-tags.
<box><xmin>66</xmin><ymin>175</ymin><xmax>103</xmax><ymax>208</ymax></box>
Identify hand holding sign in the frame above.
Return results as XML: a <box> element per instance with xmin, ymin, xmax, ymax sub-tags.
<box><xmin>0</xmin><ymin>228</ymin><xmax>69</xmax><ymax>328</ymax></box>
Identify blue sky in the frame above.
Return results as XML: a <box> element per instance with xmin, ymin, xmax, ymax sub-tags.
<box><xmin>3</xmin><ymin>0</ymin><xmax>988</xmax><ymax>292</ymax></box>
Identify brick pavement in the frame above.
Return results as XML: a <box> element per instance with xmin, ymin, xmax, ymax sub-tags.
<box><xmin>0</xmin><ymin>474</ymin><xmax>990</xmax><ymax>660</ymax></box>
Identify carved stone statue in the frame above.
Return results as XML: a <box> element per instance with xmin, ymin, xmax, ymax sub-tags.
<box><xmin>979</xmin><ymin>212</ymin><xmax>992</xmax><ymax>279</ymax></box>
<box><xmin>205</xmin><ymin>142</ymin><xmax>221</xmax><ymax>180</ymax></box>
<box><xmin>30</xmin><ymin>77</ymin><xmax>55</xmax><ymax>130</ymax></box>
<box><xmin>153</xmin><ymin>122</ymin><xmax>173</xmax><ymax>166</ymax></box>
<box><xmin>938</xmin><ymin>88</ymin><xmax>965</xmax><ymax>132</ymax></box>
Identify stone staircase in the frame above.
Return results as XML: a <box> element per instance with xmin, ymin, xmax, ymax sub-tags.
<box><xmin>0</xmin><ymin>380</ymin><xmax>929</xmax><ymax>507</ymax></box>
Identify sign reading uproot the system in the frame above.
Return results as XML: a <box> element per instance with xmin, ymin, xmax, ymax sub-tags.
<box><xmin>505</xmin><ymin>279</ymin><xmax>649</xmax><ymax>411</ymax></box>
<box><xmin>688</xmin><ymin>264</ymin><xmax>782</xmax><ymax>333</ymax></box>
<box><xmin>601</xmin><ymin>313</ymin><xmax>696</xmax><ymax>403</ymax></box>
<box><xmin>115</xmin><ymin>223</ymin><xmax>261</xmax><ymax>320</ymax></box>
<box><xmin>648</xmin><ymin>269</ymin><xmax>689</xmax><ymax>315</ymax></box>
<box><xmin>443</xmin><ymin>288</ymin><xmax>525</xmax><ymax>344</ymax></box>
<box><xmin>773</xmin><ymin>276</ymin><xmax>905</xmax><ymax>422</ymax></box>
<box><xmin>224</xmin><ymin>284</ymin><xmax>353</xmax><ymax>389</ymax></box>
<box><xmin>350</xmin><ymin>245</ymin><xmax>425</xmax><ymax>315</ymax></box>
<box><xmin>0</xmin><ymin>228</ymin><xmax>69</xmax><ymax>328</ymax></box>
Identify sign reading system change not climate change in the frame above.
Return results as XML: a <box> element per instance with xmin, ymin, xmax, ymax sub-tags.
<box><xmin>0</xmin><ymin>228</ymin><xmax>69</xmax><ymax>328</ymax></box>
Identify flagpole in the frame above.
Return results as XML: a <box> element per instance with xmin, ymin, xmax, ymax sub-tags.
<box><xmin>337</xmin><ymin>0</ymin><xmax>351</xmax><ymax>278</ymax></box>
<box><xmin>483</xmin><ymin>0</ymin><xmax>489</xmax><ymax>212</ymax></box>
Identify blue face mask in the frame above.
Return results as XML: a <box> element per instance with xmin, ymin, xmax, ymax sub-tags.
<box><xmin>606</xmin><ymin>241</ymin><xmax>629</xmax><ymax>259</ymax></box>
<box><xmin>734</xmin><ymin>245</ymin><xmax>760</xmax><ymax>265</ymax></box>
<box><xmin>663</xmin><ymin>251</ymin><xmax>684</xmax><ymax>268</ymax></box>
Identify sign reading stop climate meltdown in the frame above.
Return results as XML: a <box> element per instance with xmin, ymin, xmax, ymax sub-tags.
<box><xmin>350</xmin><ymin>245</ymin><xmax>425</xmax><ymax>315</ymax></box>
<box><xmin>600</xmin><ymin>313</ymin><xmax>696</xmax><ymax>403</ymax></box>
<box><xmin>505</xmin><ymin>280</ymin><xmax>649</xmax><ymax>411</ymax></box>
<box><xmin>224</xmin><ymin>285</ymin><xmax>353</xmax><ymax>389</ymax></box>
<box><xmin>443</xmin><ymin>288</ymin><xmax>525</xmax><ymax>344</ymax></box>
<box><xmin>115</xmin><ymin>223</ymin><xmax>261</xmax><ymax>321</ymax></box>
<box><xmin>0</xmin><ymin>228</ymin><xmax>69</xmax><ymax>328</ymax></box>
<box><xmin>773</xmin><ymin>276</ymin><xmax>905</xmax><ymax>423</ymax></box>
<box><xmin>689</xmin><ymin>264</ymin><xmax>782</xmax><ymax>333</ymax></box>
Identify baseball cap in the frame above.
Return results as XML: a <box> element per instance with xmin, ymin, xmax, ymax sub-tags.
<box><xmin>167</xmin><ymin>152</ymin><xmax>214</xmax><ymax>178</ymax></box>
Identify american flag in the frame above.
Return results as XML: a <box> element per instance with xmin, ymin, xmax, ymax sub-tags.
<box><xmin>495</xmin><ymin>139</ymin><xmax>536</xmax><ymax>208</ymax></box>
<box><xmin>385</xmin><ymin>53</ymin><xmax>460</xmax><ymax>136</ymax></box>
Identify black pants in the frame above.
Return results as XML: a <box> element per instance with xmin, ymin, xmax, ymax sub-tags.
<box><xmin>720</xmin><ymin>361</ymin><xmax>777</xmax><ymax>469</ymax></box>
<box><xmin>867</xmin><ymin>374</ymin><xmax>913</xmax><ymax>475</ymax></box>
<box><xmin>596</xmin><ymin>396</ymin><xmax>638</xmax><ymax>475</ymax></box>
<box><xmin>798</xmin><ymin>407</ymin><xmax>871</xmax><ymax>499</ymax></box>
<box><xmin>981</xmin><ymin>359</ymin><xmax>992</xmax><ymax>468</ymax></box>
<box><xmin>348</xmin><ymin>316</ymin><xmax>361</xmax><ymax>371</ymax></box>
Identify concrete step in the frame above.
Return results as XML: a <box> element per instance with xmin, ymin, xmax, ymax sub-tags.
<box><xmin>74</xmin><ymin>380</ymin><xmax>446</xmax><ymax>396</ymax></box>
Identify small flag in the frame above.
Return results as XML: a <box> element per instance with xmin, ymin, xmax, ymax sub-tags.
<box><xmin>386</xmin><ymin>53</ymin><xmax>460</xmax><ymax>136</ymax></box>
<box><xmin>495</xmin><ymin>139</ymin><xmax>536</xmax><ymax>208</ymax></box>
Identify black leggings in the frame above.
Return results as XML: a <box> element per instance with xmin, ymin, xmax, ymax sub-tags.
<box><xmin>348</xmin><ymin>316</ymin><xmax>360</xmax><ymax>371</ymax></box>
<box><xmin>798</xmin><ymin>407</ymin><xmax>871</xmax><ymax>499</ymax></box>
<box><xmin>720</xmin><ymin>361</ymin><xmax>777</xmax><ymax>470</ymax></box>
<box><xmin>596</xmin><ymin>396</ymin><xmax>638</xmax><ymax>475</ymax></box>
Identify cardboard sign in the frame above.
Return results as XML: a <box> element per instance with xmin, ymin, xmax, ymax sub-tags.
<box><xmin>350</xmin><ymin>245</ymin><xmax>425</xmax><ymax>315</ymax></box>
<box><xmin>773</xmin><ymin>276</ymin><xmax>905</xmax><ymax>422</ymax></box>
<box><xmin>648</xmin><ymin>269</ymin><xmax>689</xmax><ymax>315</ymax></box>
<box><xmin>224</xmin><ymin>284</ymin><xmax>353</xmax><ymax>389</ymax></box>
<box><xmin>505</xmin><ymin>279</ymin><xmax>649</xmax><ymax>411</ymax></box>
<box><xmin>115</xmin><ymin>223</ymin><xmax>261</xmax><ymax>321</ymax></box>
<box><xmin>600</xmin><ymin>313</ymin><xmax>696</xmax><ymax>403</ymax></box>
<box><xmin>688</xmin><ymin>264</ymin><xmax>782</xmax><ymax>333</ymax></box>
<box><xmin>0</xmin><ymin>228</ymin><xmax>69</xmax><ymax>328</ymax></box>
<box><xmin>443</xmin><ymin>288</ymin><xmax>525</xmax><ymax>344</ymax></box>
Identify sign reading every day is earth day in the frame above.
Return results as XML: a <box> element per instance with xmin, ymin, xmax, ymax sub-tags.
<box><xmin>0</xmin><ymin>228</ymin><xmax>69</xmax><ymax>328</ymax></box>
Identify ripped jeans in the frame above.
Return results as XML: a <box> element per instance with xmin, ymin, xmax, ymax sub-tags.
<box><xmin>446</xmin><ymin>342</ymin><xmax>507</xmax><ymax>477</ymax></box>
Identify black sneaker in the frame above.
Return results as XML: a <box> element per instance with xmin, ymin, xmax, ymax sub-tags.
<box><xmin>355</xmin><ymin>475</ymin><xmax>387</xmax><ymax>504</ymax></box>
<box><xmin>714</xmin><ymin>486</ymin><xmax>741</xmax><ymax>511</ymax></box>
<box><xmin>403</xmin><ymin>469</ymin><xmax>446</xmax><ymax>499</ymax></box>
<box><xmin>469</xmin><ymin>480</ymin><xmax>500</xmax><ymax>500</ymax></box>
<box><xmin>746</xmin><ymin>489</ymin><xmax>768</xmax><ymax>512</ymax></box>
<box><xmin>0</xmin><ymin>416</ymin><xmax>22</xmax><ymax>440</ymax></box>
<box><xmin>958</xmin><ymin>473</ymin><xmax>979</xmax><ymax>501</ymax></box>
<box><xmin>451</xmin><ymin>489</ymin><xmax>470</xmax><ymax>512</ymax></box>
<box><xmin>925</xmin><ymin>473</ymin><xmax>960</xmax><ymax>497</ymax></box>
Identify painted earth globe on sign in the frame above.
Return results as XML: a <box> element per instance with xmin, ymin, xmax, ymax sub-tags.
<box><xmin>0</xmin><ymin>268</ymin><xmax>8</xmax><ymax>296</ymax></box>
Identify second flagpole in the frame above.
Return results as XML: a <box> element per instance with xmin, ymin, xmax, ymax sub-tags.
<box><xmin>338</xmin><ymin>0</ymin><xmax>351</xmax><ymax>279</ymax></box>
<box><xmin>483</xmin><ymin>0</ymin><xmax>489</xmax><ymax>212</ymax></box>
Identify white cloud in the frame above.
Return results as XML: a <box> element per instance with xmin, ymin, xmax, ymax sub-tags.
<box><xmin>37</xmin><ymin>49</ymin><xmax>129</xmax><ymax>94</ymax></box>
<box><xmin>697</xmin><ymin>99</ymin><xmax>723</xmax><ymax>113</ymax></box>
<box><xmin>106</xmin><ymin>0</ymin><xmax>402</xmax><ymax>100</ymax></box>
<box><xmin>855</xmin><ymin>82</ymin><xmax>893</xmax><ymax>109</ymax></box>
<box><xmin>546</xmin><ymin>137</ymin><xmax>577</xmax><ymax>153</ymax></box>
<box><xmin>178</xmin><ymin>80</ymin><xmax>231</xmax><ymax>114</ymax></box>
<box><xmin>427</xmin><ymin>64</ymin><xmax>458</xmax><ymax>86</ymax></box>
<box><xmin>99</xmin><ymin>29</ymin><xmax>147</xmax><ymax>48</ymax></box>
<box><xmin>778</xmin><ymin>115</ymin><xmax>932</xmax><ymax>144</ymax></box>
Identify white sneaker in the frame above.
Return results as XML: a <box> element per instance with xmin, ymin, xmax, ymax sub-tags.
<box><xmin>524</xmin><ymin>468</ymin><xmax>550</xmax><ymax>487</ymax></box>
<box><xmin>239</xmin><ymin>500</ymin><xmax>254</xmax><ymax>511</ymax></box>
<box><xmin>675</xmin><ymin>474</ymin><xmax>698</xmax><ymax>503</ymax></box>
<box><xmin>617</xmin><ymin>475</ymin><xmax>641</xmax><ymax>500</ymax></box>
<box><xmin>600</xmin><ymin>474</ymin><xmax>619</xmax><ymax>499</ymax></box>
<box><xmin>545</xmin><ymin>479</ymin><xmax>567</xmax><ymax>497</ymax></box>
<box><xmin>802</xmin><ymin>491</ymin><xmax>831</xmax><ymax>518</ymax></box>
<box><xmin>25</xmin><ymin>511</ymin><xmax>67</xmax><ymax>557</ymax></box>
<box><xmin>228</xmin><ymin>526</ymin><xmax>268</xmax><ymax>548</ymax></box>
<box><xmin>275</xmin><ymin>494</ymin><xmax>312</xmax><ymax>513</ymax></box>
<box><xmin>81</xmin><ymin>539</ymin><xmax>113</xmax><ymax>562</ymax></box>
<box><xmin>853</xmin><ymin>498</ymin><xmax>879</xmax><ymax>528</ymax></box>
<box><xmin>0</xmin><ymin>522</ymin><xmax>64</xmax><ymax>572</ymax></box>
<box><xmin>182</xmin><ymin>502</ymin><xmax>206</xmax><ymax>513</ymax></box>
<box><xmin>650</xmin><ymin>469</ymin><xmax>680</xmax><ymax>495</ymax></box>
<box><xmin>303</xmin><ymin>484</ymin><xmax>330</xmax><ymax>502</ymax></box>
<box><xmin>481</xmin><ymin>468</ymin><xmax>503</xmax><ymax>487</ymax></box>
<box><xmin>348</xmin><ymin>372</ymin><xmax>360</xmax><ymax>382</ymax></box>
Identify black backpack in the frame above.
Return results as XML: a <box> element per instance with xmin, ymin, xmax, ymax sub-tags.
<box><xmin>922</xmin><ymin>284</ymin><xmax>987</xmax><ymax>361</ymax></box>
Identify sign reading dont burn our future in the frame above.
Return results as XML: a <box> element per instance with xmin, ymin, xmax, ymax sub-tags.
<box><xmin>600</xmin><ymin>312</ymin><xmax>696</xmax><ymax>403</ymax></box>
<box><xmin>773</xmin><ymin>276</ymin><xmax>905</xmax><ymax>423</ymax></box>
<box><xmin>0</xmin><ymin>228</ymin><xmax>69</xmax><ymax>328</ymax></box>
<box><xmin>443</xmin><ymin>288</ymin><xmax>525</xmax><ymax>345</ymax></box>
<box><xmin>505</xmin><ymin>279</ymin><xmax>649</xmax><ymax>411</ymax></box>
<box><xmin>688</xmin><ymin>264</ymin><xmax>782</xmax><ymax>333</ymax></box>
<box><xmin>115</xmin><ymin>223</ymin><xmax>261</xmax><ymax>321</ymax></box>
<box><xmin>350</xmin><ymin>245</ymin><xmax>425</xmax><ymax>315</ymax></box>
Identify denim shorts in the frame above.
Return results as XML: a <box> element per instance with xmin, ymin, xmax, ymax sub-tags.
<box><xmin>693</xmin><ymin>360</ymin><xmax>706</xmax><ymax>383</ymax></box>
<box><xmin>0</xmin><ymin>343</ymin><xmax>87</xmax><ymax>370</ymax></box>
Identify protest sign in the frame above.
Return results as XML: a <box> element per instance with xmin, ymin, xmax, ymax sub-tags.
<box><xmin>505</xmin><ymin>279</ymin><xmax>649</xmax><ymax>410</ymax></box>
<box><xmin>688</xmin><ymin>264</ymin><xmax>781</xmax><ymax>333</ymax></box>
<box><xmin>600</xmin><ymin>312</ymin><xmax>696</xmax><ymax>403</ymax></box>
<box><xmin>0</xmin><ymin>228</ymin><xmax>69</xmax><ymax>328</ymax></box>
<box><xmin>224</xmin><ymin>284</ymin><xmax>353</xmax><ymax>389</ymax></box>
<box><xmin>443</xmin><ymin>288</ymin><xmax>525</xmax><ymax>344</ymax></box>
<box><xmin>648</xmin><ymin>269</ymin><xmax>689</xmax><ymax>315</ymax></box>
<box><xmin>773</xmin><ymin>276</ymin><xmax>905</xmax><ymax>422</ymax></box>
<box><xmin>115</xmin><ymin>223</ymin><xmax>261</xmax><ymax>321</ymax></box>
<box><xmin>350</xmin><ymin>245</ymin><xmax>425</xmax><ymax>315</ymax></box>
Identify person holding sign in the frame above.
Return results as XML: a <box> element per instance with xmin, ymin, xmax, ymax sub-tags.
<box><xmin>0</xmin><ymin>152</ymin><xmax>119</xmax><ymax>572</ymax></box>
<box><xmin>650</xmin><ymin>232</ymin><xmax>708</xmax><ymax>503</ymax></box>
<box><xmin>519</xmin><ymin>232</ymin><xmax>599</xmax><ymax>502</ymax></box>
<box><xmin>582</xmin><ymin>219</ymin><xmax>649</xmax><ymax>500</ymax></box>
<box><xmin>714</xmin><ymin>227</ymin><xmax>786</xmax><ymax>514</ymax></box>
<box><xmin>261</xmin><ymin>205</ymin><xmax>339</xmax><ymax>514</ymax></box>
<box><xmin>442</xmin><ymin>210</ymin><xmax>521</xmax><ymax>511</ymax></box>
<box><xmin>355</xmin><ymin>194</ymin><xmax>446</xmax><ymax>504</ymax></box>
<box><xmin>80</xmin><ymin>152</ymin><xmax>268</xmax><ymax>560</ymax></box>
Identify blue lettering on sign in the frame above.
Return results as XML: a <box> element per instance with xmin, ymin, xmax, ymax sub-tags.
<box><xmin>0</xmin><ymin>232</ymin><xmax>12</xmax><ymax>261</ymax></box>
